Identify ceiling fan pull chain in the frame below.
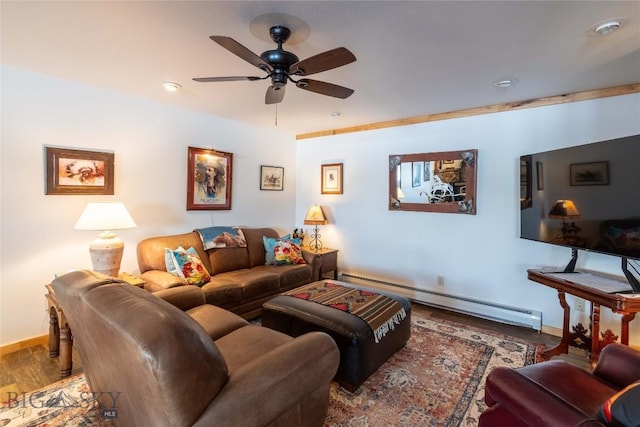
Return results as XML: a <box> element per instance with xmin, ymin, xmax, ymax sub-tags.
<box><xmin>275</xmin><ymin>103</ymin><xmax>278</xmax><ymax>126</ymax></box>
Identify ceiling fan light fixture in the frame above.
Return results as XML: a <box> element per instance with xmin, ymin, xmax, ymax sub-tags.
<box><xmin>162</xmin><ymin>82</ymin><xmax>181</xmax><ymax>92</ymax></box>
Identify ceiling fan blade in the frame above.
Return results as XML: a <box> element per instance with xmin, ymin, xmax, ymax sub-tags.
<box><xmin>296</xmin><ymin>79</ymin><xmax>354</xmax><ymax>99</ymax></box>
<box><xmin>193</xmin><ymin>76</ymin><xmax>263</xmax><ymax>82</ymax></box>
<box><xmin>289</xmin><ymin>47</ymin><xmax>356</xmax><ymax>76</ymax></box>
<box><xmin>210</xmin><ymin>36</ymin><xmax>273</xmax><ymax>72</ymax></box>
<box><xmin>265</xmin><ymin>85</ymin><xmax>286</xmax><ymax>104</ymax></box>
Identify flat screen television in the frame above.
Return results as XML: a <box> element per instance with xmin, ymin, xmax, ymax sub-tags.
<box><xmin>519</xmin><ymin>134</ymin><xmax>640</xmax><ymax>291</ymax></box>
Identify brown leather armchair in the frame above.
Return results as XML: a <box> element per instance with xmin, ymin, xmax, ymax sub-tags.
<box><xmin>479</xmin><ymin>343</ymin><xmax>640</xmax><ymax>427</ymax></box>
<box><xmin>52</xmin><ymin>270</ymin><xmax>339</xmax><ymax>427</ymax></box>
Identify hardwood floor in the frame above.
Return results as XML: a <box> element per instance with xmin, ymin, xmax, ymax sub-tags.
<box><xmin>0</xmin><ymin>303</ymin><xmax>591</xmax><ymax>395</ymax></box>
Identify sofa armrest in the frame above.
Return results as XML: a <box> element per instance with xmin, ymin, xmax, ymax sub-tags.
<box><xmin>483</xmin><ymin>367</ymin><xmax>606</xmax><ymax>427</ymax></box>
<box><xmin>152</xmin><ymin>286</ymin><xmax>206</xmax><ymax>311</ymax></box>
<box><xmin>301</xmin><ymin>249</ymin><xmax>322</xmax><ymax>282</ymax></box>
<box><xmin>195</xmin><ymin>331</ymin><xmax>339</xmax><ymax>427</ymax></box>
<box><xmin>141</xmin><ymin>270</ymin><xmax>186</xmax><ymax>292</ymax></box>
<box><xmin>593</xmin><ymin>343</ymin><xmax>640</xmax><ymax>389</ymax></box>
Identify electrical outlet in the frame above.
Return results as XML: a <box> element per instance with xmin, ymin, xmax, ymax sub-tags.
<box><xmin>437</xmin><ymin>276</ymin><xmax>445</xmax><ymax>286</ymax></box>
<box><xmin>575</xmin><ymin>298</ymin><xmax>585</xmax><ymax>312</ymax></box>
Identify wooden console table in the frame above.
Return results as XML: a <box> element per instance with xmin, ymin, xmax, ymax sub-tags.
<box><xmin>528</xmin><ymin>269</ymin><xmax>640</xmax><ymax>364</ymax></box>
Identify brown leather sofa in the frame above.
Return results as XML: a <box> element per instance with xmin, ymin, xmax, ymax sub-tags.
<box><xmin>51</xmin><ymin>270</ymin><xmax>340</xmax><ymax>427</ymax></box>
<box><xmin>479</xmin><ymin>343</ymin><xmax>640</xmax><ymax>426</ymax></box>
<box><xmin>137</xmin><ymin>227</ymin><xmax>321</xmax><ymax>318</ymax></box>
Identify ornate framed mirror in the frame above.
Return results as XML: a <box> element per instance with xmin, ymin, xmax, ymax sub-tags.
<box><xmin>389</xmin><ymin>149</ymin><xmax>478</xmax><ymax>214</ymax></box>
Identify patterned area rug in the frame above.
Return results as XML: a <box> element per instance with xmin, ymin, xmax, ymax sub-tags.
<box><xmin>0</xmin><ymin>315</ymin><xmax>542</xmax><ymax>427</ymax></box>
<box><xmin>325</xmin><ymin>315</ymin><xmax>541</xmax><ymax>426</ymax></box>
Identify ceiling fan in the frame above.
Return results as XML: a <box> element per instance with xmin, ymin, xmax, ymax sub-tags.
<box><xmin>193</xmin><ymin>25</ymin><xmax>356</xmax><ymax>104</ymax></box>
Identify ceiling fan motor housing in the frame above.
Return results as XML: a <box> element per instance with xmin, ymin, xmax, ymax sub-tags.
<box><xmin>261</xmin><ymin>48</ymin><xmax>299</xmax><ymax>85</ymax></box>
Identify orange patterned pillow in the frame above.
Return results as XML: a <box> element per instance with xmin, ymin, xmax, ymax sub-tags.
<box><xmin>165</xmin><ymin>246</ymin><xmax>211</xmax><ymax>286</ymax></box>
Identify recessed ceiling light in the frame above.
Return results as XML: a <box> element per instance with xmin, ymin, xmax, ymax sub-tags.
<box><xmin>594</xmin><ymin>20</ymin><xmax>621</xmax><ymax>35</ymax></box>
<box><xmin>330</xmin><ymin>111</ymin><xmax>342</xmax><ymax>117</ymax></box>
<box><xmin>589</xmin><ymin>18</ymin><xmax>627</xmax><ymax>36</ymax></box>
<box><xmin>162</xmin><ymin>82</ymin><xmax>181</xmax><ymax>92</ymax></box>
<box><xmin>493</xmin><ymin>78</ymin><xmax>517</xmax><ymax>88</ymax></box>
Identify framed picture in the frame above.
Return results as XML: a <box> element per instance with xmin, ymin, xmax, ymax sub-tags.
<box><xmin>520</xmin><ymin>155</ymin><xmax>532</xmax><ymax>209</ymax></box>
<box><xmin>536</xmin><ymin>161</ymin><xmax>544</xmax><ymax>190</ymax></box>
<box><xmin>45</xmin><ymin>146</ymin><xmax>114</xmax><ymax>195</ymax></box>
<box><xmin>321</xmin><ymin>163</ymin><xmax>343</xmax><ymax>194</ymax></box>
<box><xmin>570</xmin><ymin>161</ymin><xmax>609</xmax><ymax>186</ymax></box>
<box><xmin>423</xmin><ymin>161</ymin><xmax>431</xmax><ymax>182</ymax></box>
<box><xmin>260</xmin><ymin>165</ymin><xmax>284</xmax><ymax>191</ymax></box>
<box><xmin>187</xmin><ymin>146</ymin><xmax>233</xmax><ymax>210</ymax></box>
<box><xmin>412</xmin><ymin>162</ymin><xmax>422</xmax><ymax>187</ymax></box>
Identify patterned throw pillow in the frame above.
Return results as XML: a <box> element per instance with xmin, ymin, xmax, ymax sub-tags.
<box><xmin>274</xmin><ymin>240</ymin><xmax>306</xmax><ymax>266</ymax></box>
<box><xmin>598</xmin><ymin>381</ymin><xmax>640</xmax><ymax>427</ymax></box>
<box><xmin>263</xmin><ymin>234</ymin><xmax>294</xmax><ymax>265</ymax></box>
<box><xmin>164</xmin><ymin>246</ymin><xmax>211</xmax><ymax>286</ymax></box>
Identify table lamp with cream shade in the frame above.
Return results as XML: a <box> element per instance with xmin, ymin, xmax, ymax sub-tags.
<box><xmin>303</xmin><ymin>204</ymin><xmax>328</xmax><ymax>252</ymax></box>
<box><xmin>74</xmin><ymin>202</ymin><xmax>137</xmax><ymax>277</ymax></box>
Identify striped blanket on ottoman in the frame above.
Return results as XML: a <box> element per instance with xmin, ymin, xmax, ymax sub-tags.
<box><xmin>284</xmin><ymin>281</ymin><xmax>407</xmax><ymax>343</ymax></box>
<box><xmin>263</xmin><ymin>280</ymin><xmax>411</xmax><ymax>391</ymax></box>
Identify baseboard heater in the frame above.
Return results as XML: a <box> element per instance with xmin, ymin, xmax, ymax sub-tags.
<box><xmin>339</xmin><ymin>272</ymin><xmax>542</xmax><ymax>331</ymax></box>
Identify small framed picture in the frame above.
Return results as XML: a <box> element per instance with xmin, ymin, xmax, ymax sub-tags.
<box><xmin>260</xmin><ymin>165</ymin><xmax>284</xmax><ymax>191</ymax></box>
<box><xmin>570</xmin><ymin>161</ymin><xmax>609</xmax><ymax>186</ymax></box>
<box><xmin>423</xmin><ymin>161</ymin><xmax>431</xmax><ymax>182</ymax></box>
<box><xmin>44</xmin><ymin>146</ymin><xmax>114</xmax><ymax>195</ymax></box>
<box><xmin>187</xmin><ymin>146</ymin><xmax>233</xmax><ymax>210</ymax></box>
<box><xmin>321</xmin><ymin>163</ymin><xmax>343</xmax><ymax>194</ymax></box>
<box><xmin>536</xmin><ymin>161</ymin><xmax>544</xmax><ymax>190</ymax></box>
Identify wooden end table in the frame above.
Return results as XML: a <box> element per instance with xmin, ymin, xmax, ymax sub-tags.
<box><xmin>45</xmin><ymin>284</ymin><xmax>73</xmax><ymax>377</ymax></box>
<box><xmin>45</xmin><ymin>272</ymin><xmax>146</xmax><ymax>377</ymax></box>
<box><xmin>303</xmin><ymin>247</ymin><xmax>339</xmax><ymax>280</ymax></box>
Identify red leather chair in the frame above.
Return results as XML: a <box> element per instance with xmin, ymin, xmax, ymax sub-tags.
<box><xmin>479</xmin><ymin>343</ymin><xmax>640</xmax><ymax>427</ymax></box>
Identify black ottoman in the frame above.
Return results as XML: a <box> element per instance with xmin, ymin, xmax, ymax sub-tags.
<box><xmin>262</xmin><ymin>281</ymin><xmax>411</xmax><ymax>391</ymax></box>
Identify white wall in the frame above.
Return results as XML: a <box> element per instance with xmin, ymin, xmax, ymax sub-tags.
<box><xmin>296</xmin><ymin>93</ymin><xmax>640</xmax><ymax>345</ymax></box>
<box><xmin>0</xmin><ymin>66</ymin><xmax>297</xmax><ymax>346</ymax></box>
<box><xmin>3</xmin><ymin>64</ymin><xmax>639</xmax><ymax>348</ymax></box>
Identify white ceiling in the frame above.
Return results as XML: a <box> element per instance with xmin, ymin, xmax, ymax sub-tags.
<box><xmin>2</xmin><ymin>1</ymin><xmax>639</xmax><ymax>136</ymax></box>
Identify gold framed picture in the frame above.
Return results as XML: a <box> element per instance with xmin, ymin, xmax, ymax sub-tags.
<box><xmin>321</xmin><ymin>163</ymin><xmax>343</xmax><ymax>194</ymax></box>
<box><xmin>44</xmin><ymin>146</ymin><xmax>114</xmax><ymax>195</ymax></box>
<box><xmin>187</xmin><ymin>146</ymin><xmax>233</xmax><ymax>210</ymax></box>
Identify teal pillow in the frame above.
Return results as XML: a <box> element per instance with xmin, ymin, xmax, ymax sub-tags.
<box><xmin>264</xmin><ymin>235</ymin><xmax>302</xmax><ymax>265</ymax></box>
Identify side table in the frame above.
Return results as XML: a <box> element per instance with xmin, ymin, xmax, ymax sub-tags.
<box><xmin>118</xmin><ymin>271</ymin><xmax>146</xmax><ymax>287</ymax></box>
<box><xmin>45</xmin><ymin>272</ymin><xmax>146</xmax><ymax>377</ymax></box>
<box><xmin>527</xmin><ymin>269</ymin><xmax>639</xmax><ymax>364</ymax></box>
<box><xmin>303</xmin><ymin>247</ymin><xmax>339</xmax><ymax>280</ymax></box>
<box><xmin>45</xmin><ymin>284</ymin><xmax>73</xmax><ymax>377</ymax></box>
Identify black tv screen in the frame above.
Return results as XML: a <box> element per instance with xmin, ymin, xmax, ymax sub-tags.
<box><xmin>519</xmin><ymin>134</ymin><xmax>640</xmax><ymax>261</ymax></box>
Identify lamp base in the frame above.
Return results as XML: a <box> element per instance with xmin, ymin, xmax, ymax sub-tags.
<box><xmin>88</xmin><ymin>236</ymin><xmax>124</xmax><ymax>278</ymax></box>
<box><xmin>308</xmin><ymin>225</ymin><xmax>323</xmax><ymax>252</ymax></box>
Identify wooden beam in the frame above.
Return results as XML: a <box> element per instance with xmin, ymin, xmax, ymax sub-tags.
<box><xmin>296</xmin><ymin>83</ymin><xmax>640</xmax><ymax>140</ymax></box>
